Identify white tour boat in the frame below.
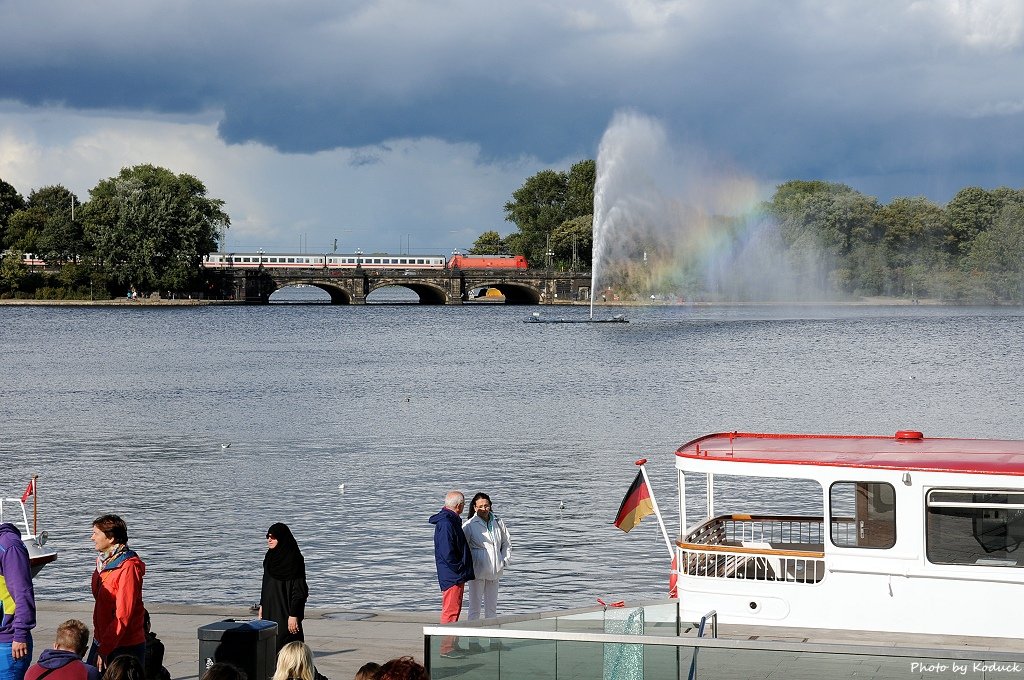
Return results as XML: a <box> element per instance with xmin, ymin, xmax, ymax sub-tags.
<box><xmin>674</xmin><ymin>430</ymin><xmax>1024</xmax><ymax>639</ymax></box>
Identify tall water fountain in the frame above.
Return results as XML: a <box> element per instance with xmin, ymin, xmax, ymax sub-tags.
<box><xmin>589</xmin><ymin>110</ymin><xmax>830</xmax><ymax>313</ymax></box>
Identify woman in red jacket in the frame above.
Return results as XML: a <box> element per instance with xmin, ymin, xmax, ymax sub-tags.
<box><xmin>90</xmin><ymin>515</ymin><xmax>146</xmax><ymax>672</ymax></box>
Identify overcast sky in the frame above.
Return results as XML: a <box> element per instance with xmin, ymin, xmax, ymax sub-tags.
<box><xmin>1</xmin><ymin>0</ymin><xmax>1022</xmax><ymax>254</ymax></box>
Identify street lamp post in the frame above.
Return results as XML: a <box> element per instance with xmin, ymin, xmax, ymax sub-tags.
<box><xmin>545</xmin><ymin>247</ymin><xmax>555</xmax><ymax>303</ymax></box>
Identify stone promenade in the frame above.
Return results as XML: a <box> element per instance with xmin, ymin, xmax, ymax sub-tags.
<box><xmin>35</xmin><ymin>601</ymin><xmax>434</xmax><ymax>680</ymax></box>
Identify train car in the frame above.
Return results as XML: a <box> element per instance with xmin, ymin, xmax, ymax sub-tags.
<box><xmin>202</xmin><ymin>252</ymin><xmax>447</xmax><ymax>270</ymax></box>
<box><xmin>448</xmin><ymin>253</ymin><xmax>528</xmax><ymax>270</ymax></box>
<box><xmin>337</xmin><ymin>254</ymin><xmax>446</xmax><ymax>269</ymax></box>
<box><xmin>204</xmin><ymin>253</ymin><xmax>327</xmax><ymax>268</ymax></box>
<box><xmin>0</xmin><ymin>251</ymin><xmax>48</xmax><ymax>267</ymax></box>
<box><xmin>1</xmin><ymin>251</ymin><xmax>44</xmax><ymax>267</ymax></box>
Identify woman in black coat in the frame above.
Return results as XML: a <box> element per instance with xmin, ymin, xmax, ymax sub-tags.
<box><xmin>258</xmin><ymin>523</ymin><xmax>309</xmax><ymax>650</ymax></box>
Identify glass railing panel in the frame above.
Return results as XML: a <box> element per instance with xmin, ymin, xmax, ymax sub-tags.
<box><xmin>428</xmin><ymin>629</ymin><xmax>1023</xmax><ymax>679</ymax></box>
<box><xmin>685</xmin><ymin>646</ymin><xmax>1001</xmax><ymax>680</ymax></box>
<box><xmin>640</xmin><ymin>601</ymin><xmax>679</xmax><ymax>636</ymax></box>
<box><xmin>555</xmin><ymin>640</ymin><xmax>604</xmax><ymax>680</ymax></box>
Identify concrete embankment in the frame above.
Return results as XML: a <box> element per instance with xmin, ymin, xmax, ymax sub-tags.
<box><xmin>35</xmin><ymin>601</ymin><xmax>433</xmax><ymax>680</ymax></box>
<box><xmin>0</xmin><ymin>299</ymin><xmax>233</xmax><ymax>306</ymax></box>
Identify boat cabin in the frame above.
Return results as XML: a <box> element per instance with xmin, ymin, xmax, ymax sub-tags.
<box><xmin>674</xmin><ymin>431</ymin><xmax>1024</xmax><ymax>638</ymax></box>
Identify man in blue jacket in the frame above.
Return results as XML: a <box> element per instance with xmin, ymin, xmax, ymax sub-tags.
<box><xmin>0</xmin><ymin>522</ymin><xmax>36</xmax><ymax>680</ymax></box>
<box><xmin>428</xmin><ymin>491</ymin><xmax>474</xmax><ymax>657</ymax></box>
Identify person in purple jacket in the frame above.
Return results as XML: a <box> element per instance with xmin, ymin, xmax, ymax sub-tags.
<box><xmin>0</xmin><ymin>522</ymin><xmax>36</xmax><ymax>680</ymax></box>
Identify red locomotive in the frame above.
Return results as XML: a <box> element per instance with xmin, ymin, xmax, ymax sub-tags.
<box><xmin>448</xmin><ymin>253</ymin><xmax>528</xmax><ymax>270</ymax></box>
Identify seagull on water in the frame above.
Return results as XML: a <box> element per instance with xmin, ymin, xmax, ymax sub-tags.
<box><xmin>221</xmin><ymin>443</ymin><xmax>231</xmax><ymax>449</ymax></box>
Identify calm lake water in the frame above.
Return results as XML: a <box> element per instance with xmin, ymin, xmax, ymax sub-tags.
<box><xmin>3</xmin><ymin>299</ymin><xmax>1023</xmax><ymax>614</ymax></box>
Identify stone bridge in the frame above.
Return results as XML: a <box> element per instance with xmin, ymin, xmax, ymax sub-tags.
<box><xmin>216</xmin><ymin>267</ymin><xmax>594</xmax><ymax>304</ymax></box>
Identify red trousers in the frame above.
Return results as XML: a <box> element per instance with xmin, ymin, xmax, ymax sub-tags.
<box><xmin>440</xmin><ymin>583</ymin><xmax>465</xmax><ymax>654</ymax></box>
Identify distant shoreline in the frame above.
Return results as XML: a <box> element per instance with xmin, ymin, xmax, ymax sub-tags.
<box><xmin>0</xmin><ymin>298</ymin><xmax>234</xmax><ymax>306</ymax></box>
<box><xmin>0</xmin><ymin>296</ymin><xmax>1014</xmax><ymax>307</ymax></box>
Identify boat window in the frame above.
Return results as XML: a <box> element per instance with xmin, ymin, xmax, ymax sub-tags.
<box><xmin>926</xmin><ymin>490</ymin><xmax>1024</xmax><ymax>567</ymax></box>
<box><xmin>829</xmin><ymin>482</ymin><xmax>896</xmax><ymax>549</ymax></box>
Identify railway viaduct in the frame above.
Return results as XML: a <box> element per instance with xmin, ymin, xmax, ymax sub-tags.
<box><xmin>216</xmin><ymin>266</ymin><xmax>594</xmax><ymax>304</ymax></box>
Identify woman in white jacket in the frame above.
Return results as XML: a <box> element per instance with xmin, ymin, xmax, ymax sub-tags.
<box><xmin>462</xmin><ymin>492</ymin><xmax>512</xmax><ymax>620</ymax></box>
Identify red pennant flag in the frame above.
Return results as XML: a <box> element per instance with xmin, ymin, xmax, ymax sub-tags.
<box><xmin>20</xmin><ymin>479</ymin><xmax>34</xmax><ymax>503</ymax></box>
<box><xmin>613</xmin><ymin>470</ymin><xmax>654</xmax><ymax>533</ymax></box>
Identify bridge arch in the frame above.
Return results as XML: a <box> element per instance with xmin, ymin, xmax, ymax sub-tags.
<box><xmin>367</xmin><ymin>279</ymin><xmax>449</xmax><ymax>305</ymax></box>
<box><xmin>269</xmin><ymin>282</ymin><xmax>353</xmax><ymax>304</ymax></box>
<box><xmin>467</xmin><ymin>282</ymin><xmax>541</xmax><ymax>305</ymax></box>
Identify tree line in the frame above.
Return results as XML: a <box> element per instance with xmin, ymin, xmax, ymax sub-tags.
<box><xmin>487</xmin><ymin>163</ymin><xmax>1024</xmax><ymax>303</ymax></box>
<box><xmin>0</xmin><ymin>165</ymin><xmax>228</xmax><ymax>299</ymax></box>
<box><xmin>4</xmin><ymin>158</ymin><xmax>1021</xmax><ymax>302</ymax></box>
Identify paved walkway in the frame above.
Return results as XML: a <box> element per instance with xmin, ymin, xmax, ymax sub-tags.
<box><xmin>35</xmin><ymin>601</ymin><xmax>435</xmax><ymax>680</ymax></box>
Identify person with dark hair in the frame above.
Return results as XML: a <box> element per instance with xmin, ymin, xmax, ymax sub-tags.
<box><xmin>0</xmin><ymin>521</ymin><xmax>35</xmax><ymax>680</ymax></box>
<box><xmin>352</xmin><ymin>662</ymin><xmax>379</xmax><ymax>680</ymax></box>
<box><xmin>101</xmin><ymin>656</ymin><xmax>144</xmax><ymax>680</ymax></box>
<box><xmin>375</xmin><ymin>657</ymin><xmax>427</xmax><ymax>680</ymax></box>
<box><xmin>462</xmin><ymin>493</ymin><xmax>512</xmax><ymax>621</ymax></box>
<box><xmin>24</xmin><ymin>620</ymin><xmax>98</xmax><ymax>680</ymax></box>
<box><xmin>90</xmin><ymin>515</ymin><xmax>146</xmax><ymax>671</ymax></box>
<box><xmin>201</xmin><ymin>663</ymin><xmax>247</xmax><ymax>680</ymax></box>
<box><xmin>141</xmin><ymin>611</ymin><xmax>168</xmax><ymax>680</ymax></box>
<box><xmin>258</xmin><ymin>524</ymin><xmax>309</xmax><ymax>651</ymax></box>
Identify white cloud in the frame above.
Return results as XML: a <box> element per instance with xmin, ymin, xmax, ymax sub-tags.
<box><xmin>910</xmin><ymin>0</ymin><xmax>1024</xmax><ymax>51</ymax></box>
<box><xmin>0</xmin><ymin>103</ymin><xmax>540</xmax><ymax>254</ymax></box>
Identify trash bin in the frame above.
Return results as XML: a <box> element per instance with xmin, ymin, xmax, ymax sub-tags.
<box><xmin>198</xmin><ymin>619</ymin><xmax>277</xmax><ymax>680</ymax></box>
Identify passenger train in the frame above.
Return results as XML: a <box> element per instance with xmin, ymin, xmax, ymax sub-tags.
<box><xmin>202</xmin><ymin>252</ymin><xmax>529</xmax><ymax>270</ymax></box>
<box><xmin>4</xmin><ymin>250</ymin><xmax>531</xmax><ymax>271</ymax></box>
<box><xmin>0</xmin><ymin>252</ymin><xmax>49</xmax><ymax>267</ymax></box>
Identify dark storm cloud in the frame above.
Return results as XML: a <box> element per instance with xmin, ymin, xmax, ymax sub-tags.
<box><xmin>3</xmin><ymin>0</ymin><xmax>1023</xmax><ymax>199</ymax></box>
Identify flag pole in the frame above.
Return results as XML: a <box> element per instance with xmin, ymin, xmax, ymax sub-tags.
<box><xmin>636</xmin><ymin>459</ymin><xmax>674</xmax><ymax>561</ymax></box>
<box><xmin>32</xmin><ymin>475</ymin><xmax>38</xmax><ymax>536</ymax></box>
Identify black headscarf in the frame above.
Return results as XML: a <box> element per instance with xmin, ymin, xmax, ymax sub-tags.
<box><xmin>264</xmin><ymin>522</ymin><xmax>305</xmax><ymax>581</ymax></box>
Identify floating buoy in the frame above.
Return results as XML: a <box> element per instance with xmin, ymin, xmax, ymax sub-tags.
<box><xmin>338</xmin><ymin>483</ymin><xmax>345</xmax><ymax>493</ymax></box>
<box><xmin>559</xmin><ymin>500</ymin><xmax>565</xmax><ymax>510</ymax></box>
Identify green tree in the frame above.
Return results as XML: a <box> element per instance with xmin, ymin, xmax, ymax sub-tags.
<box><xmin>966</xmin><ymin>203</ymin><xmax>1024</xmax><ymax>301</ymax></box>
<box><xmin>0</xmin><ymin>249</ymin><xmax>28</xmax><ymax>295</ymax></box>
<box><xmin>469</xmin><ymin>230</ymin><xmax>504</xmax><ymax>254</ymax></box>
<box><xmin>503</xmin><ymin>169</ymin><xmax>568</xmax><ymax>265</ymax></box>
<box><xmin>876</xmin><ymin>196</ymin><xmax>948</xmax><ymax>296</ymax></box>
<box><xmin>83</xmin><ymin>164</ymin><xmax>229</xmax><ymax>292</ymax></box>
<box><xmin>946</xmin><ymin>187</ymin><xmax>1000</xmax><ymax>259</ymax></box>
<box><xmin>5</xmin><ymin>208</ymin><xmax>45</xmax><ymax>254</ymax></box>
<box><xmin>27</xmin><ymin>185</ymin><xmax>82</xmax><ymax>263</ymax></box>
<box><xmin>765</xmin><ymin>180</ymin><xmax>879</xmax><ymax>294</ymax></box>
<box><xmin>565</xmin><ymin>159</ymin><xmax>596</xmax><ymax>220</ymax></box>
<box><xmin>550</xmin><ymin>214</ymin><xmax>593</xmax><ymax>269</ymax></box>
<box><xmin>0</xmin><ymin>178</ymin><xmax>26</xmax><ymax>248</ymax></box>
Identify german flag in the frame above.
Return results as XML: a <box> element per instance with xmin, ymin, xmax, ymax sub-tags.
<box><xmin>614</xmin><ymin>470</ymin><xmax>655</xmax><ymax>532</ymax></box>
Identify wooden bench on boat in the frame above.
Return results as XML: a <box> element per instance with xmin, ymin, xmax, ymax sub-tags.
<box><xmin>677</xmin><ymin>514</ymin><xmax>826</xmax><ymax>583</ymax></box>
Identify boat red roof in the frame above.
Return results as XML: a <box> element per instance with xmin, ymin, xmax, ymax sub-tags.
<box><xmin>675</xmin><ymin>431</ymin><xmax>1024</xmax><ymax>475</ymax></box>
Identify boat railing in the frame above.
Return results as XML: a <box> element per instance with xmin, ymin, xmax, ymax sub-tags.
<box><xmin>677</xmin><ymin>514</ymin><xmax>826</xmax><ymax>583</ymax></box>
<box><xmin>0</xmin><ymin>498</ymin><xmax>33</xmax><ymax>538</ymax></box>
